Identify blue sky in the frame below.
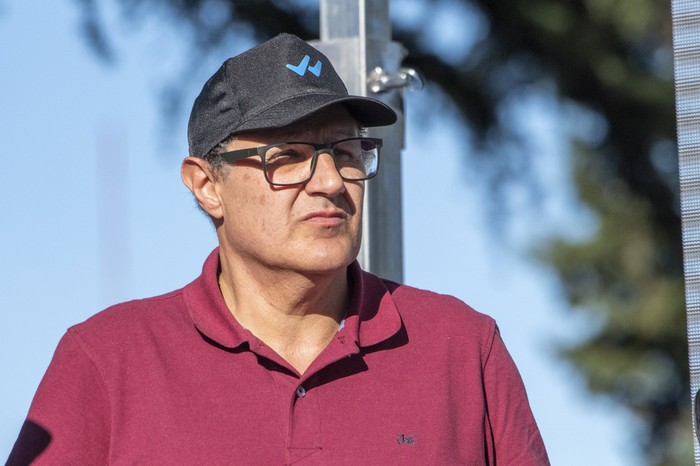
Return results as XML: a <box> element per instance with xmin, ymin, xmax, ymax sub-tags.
<box><xmin>1</xmin><ymin>1</ymin><xmax>643</xmax><ymax>464</ymax></box>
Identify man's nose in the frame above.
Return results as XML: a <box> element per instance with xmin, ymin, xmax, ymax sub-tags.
<box><xmin>305</xmin><ymin>151</ymin><xmax>346</xmax><ymax>196</ymax></box>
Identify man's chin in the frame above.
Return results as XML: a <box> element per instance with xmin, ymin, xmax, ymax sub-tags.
<box><xmin>288</xmin><ymin>245</ymin><xmax>359</xmax><ymax>275</ymax></box>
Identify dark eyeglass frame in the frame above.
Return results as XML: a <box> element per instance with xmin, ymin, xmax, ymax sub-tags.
<box><xmin>217</xmin><ymin>137</ymin><xmax>383</xmax><ymax>186</ymax></box>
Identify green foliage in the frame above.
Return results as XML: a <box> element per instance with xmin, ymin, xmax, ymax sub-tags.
<box><xmin>546</xmin><ymin>144</ymin><xmax>689</xmax><ymax>463</ymax></box>
<box><xmin>72</xmin><ymin>0</ymin><xmax>688</xmax><ymax>463</ymax></box>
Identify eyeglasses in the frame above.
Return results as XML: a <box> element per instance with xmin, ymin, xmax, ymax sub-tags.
<box><xmin>218</xmin><ymin>137</ymin><xmax>383</xmax><ymax>186</ymax></box>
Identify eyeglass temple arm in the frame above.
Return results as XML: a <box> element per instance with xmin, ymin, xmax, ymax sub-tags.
<box><xmin>218</xmin><ymin>146</ymin><xmax>266</xmax><ymax>163</ymax></box>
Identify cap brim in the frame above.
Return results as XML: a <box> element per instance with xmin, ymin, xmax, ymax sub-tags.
<box><xmin>233</xmin><ymin>93</ymin><xmax>397</xmax><ymax>134</ymax></box>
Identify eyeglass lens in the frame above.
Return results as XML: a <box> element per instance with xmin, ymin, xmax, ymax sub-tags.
<box><xmin>263</xmin><ymin>138</ymin><xmax>379</xmax><ymax>185</ymax></box>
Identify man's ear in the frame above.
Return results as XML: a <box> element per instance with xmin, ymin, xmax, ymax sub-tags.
<box><xmin>181</xmin><ymin>157</ymin><xmax>224</xmax><ymax>220</ymax></box>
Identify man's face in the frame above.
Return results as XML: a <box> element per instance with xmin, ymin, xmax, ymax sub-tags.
<box><xmin>212</xmin><ymin>105</ymin><xmax>365</xmax><ymax>276</ymax></box>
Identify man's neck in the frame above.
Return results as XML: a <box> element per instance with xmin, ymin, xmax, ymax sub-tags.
<box><xmin>217</xmin><ymin>254</ymin><xmax>349</xmax><ymax>374</ymax></box>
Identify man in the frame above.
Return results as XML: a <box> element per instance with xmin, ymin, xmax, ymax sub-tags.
<box><xmin>9</xmin><ymin>33</ymin><xmax>549</xmax><ymax>465</ymax></box>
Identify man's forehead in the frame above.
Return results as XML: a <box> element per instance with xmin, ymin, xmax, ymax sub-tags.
<box><xmin>281</xmin><ymin>124</ymin><xmax>360</xmax><ymax>140</ymax></box>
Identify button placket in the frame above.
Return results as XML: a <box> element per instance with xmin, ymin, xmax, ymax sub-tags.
<box><xmin>287</xmin><ymin>379</ymin><xmax>321</xmax><ymax>460</ymax></box>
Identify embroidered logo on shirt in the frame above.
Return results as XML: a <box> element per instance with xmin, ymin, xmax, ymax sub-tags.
<box><xmin>286</xmin><ymin>55</ymin><xmax>323</xmax><ymax>77</ymax></box>
<box><xmin>396</xmin><ymin>434</ymin><xmax>416</xmax><ymax>445</ymax></box>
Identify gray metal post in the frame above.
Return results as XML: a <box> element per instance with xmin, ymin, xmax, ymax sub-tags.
<box><xmin>673</xmin><ymin>0</ymin><xmax>700</xmax><ymax>462</ymax></box>
<box><xmin>311</xmin><ymin>0</ymin><xmax>406</xmax><ymax>283</ymax></box>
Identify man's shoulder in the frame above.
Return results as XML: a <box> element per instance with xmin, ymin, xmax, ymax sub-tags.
<box><xmin>376</xmin><ymin>276</ymin><xmax>496</xmax><ymax>333</ymax></box>
<box><xmin>362</xmin><ymin>276</ymin><xmax>498</xmax><ymax>357</ymax></box>
<box><xmin>67</xmin><ymin>287</ymin><xmax>189</xmax><ymax>345</ymax></box>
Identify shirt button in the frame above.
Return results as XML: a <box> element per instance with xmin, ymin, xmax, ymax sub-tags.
<box><xmin>296</xmin><ymin>386</ymin><xmax>306</xmax><ymax>398</ymax></box>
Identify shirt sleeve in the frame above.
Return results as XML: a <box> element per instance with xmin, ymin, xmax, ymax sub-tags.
<box><xmin>483</xmin><ymin>324</ymin><xmax>550</xmax><ymax>465</ymax></box>
<box><xmin>7</xmin><ymin>330</ymin><xmax>111</xmax><ymax>465</ymax></box>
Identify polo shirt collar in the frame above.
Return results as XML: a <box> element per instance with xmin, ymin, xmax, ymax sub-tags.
<box><xmin>183</xmin><ymin>248</ymin><xmax>251</xmax><ymax>348</ymax></box>
<box><xmin>183</xmin><ymin>248</ymin><xmax>402</xmax><ymax>350</ymax></box>
<box><xmin>343</xmin><ymin>261</ymin><xmax>402</xmax><ymax>348</ymax></box>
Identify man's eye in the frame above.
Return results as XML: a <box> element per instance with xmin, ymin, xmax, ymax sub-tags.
<box><xmin>334</xmin><ymin>149</ymin><xmax>363</xmax><ymax>164</ymax></box>
<box><xmin>266</xmin><ymin>149</ymin><xmax>305</xmax><ymax>164</ymax></box>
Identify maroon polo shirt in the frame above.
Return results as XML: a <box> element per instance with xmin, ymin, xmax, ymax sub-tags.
<box><xmin>9</xmin><ymin>249</ymin><xmax>548</xmax><ymax>465</ymax></box>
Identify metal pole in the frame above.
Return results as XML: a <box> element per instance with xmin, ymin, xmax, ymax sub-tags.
<box><xmin>311</xmin><ymin>0</ymin><xmax>406</xmax><ymax>283</ymax></box>
<box><xmin>672</xmin><ymin>0</ymin><xmax>700</xmax><ymax>462</ymax></box>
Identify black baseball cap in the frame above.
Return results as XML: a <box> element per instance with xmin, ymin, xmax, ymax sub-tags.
<box><xmin>187</xmin><ymin>33</ymin><xmax>398</xmax><ymax>157</ymax></box>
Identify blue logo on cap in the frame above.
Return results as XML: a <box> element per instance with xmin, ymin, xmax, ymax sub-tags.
<box><xmin>286</xmin><ymin>55</ymin><xmax>322</xmax><ymax>77</ymax></box>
